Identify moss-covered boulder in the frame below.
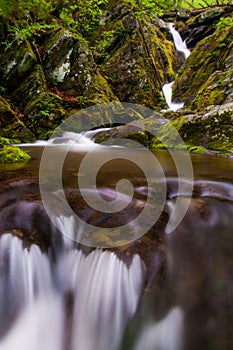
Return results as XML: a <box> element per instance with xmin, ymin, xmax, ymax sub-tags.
<box><xmin>0</xmin><ymin>39</ymin><xmax>37</xmax><ymax>92</ymax></box>
<box><xmin>149</xmin><ymin>103</ymin><xmax>233</xmax><ymax>153</ymax></box>
<box><xmin>12</xmin><ymin>65</ymin><xmax>47</xmax><ymax>106</ymax></box>
<box><xmin>0</xmin><ymin>145</ymin><xmax>31</xmax><ymax>163</ymax></box>
<box><xmin>0</xmin><ymin>96</ymin><xmax>35</xmax><ymax>142</ymax></box>
<box><xmin>42</xmin><ymin>28</ymin><xmax>117</xmax><ymax>104</ymax></box>
<box><xmin>23</xmin><ymin>92</ymin><xmax>66</xmax><ymax>139</ymax></box>
<box><xmin>172</xmin><ymin>19</ymin><xmax>233</xmax><ymax>111</ymax></box>
<box><xmin>180</xmin><ymin>103</ymin><xmax>233</xmax><ymax>152</ymax></box>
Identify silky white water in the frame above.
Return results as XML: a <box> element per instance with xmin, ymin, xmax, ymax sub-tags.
<box><xmin>162</xmin><ymin>23</ymin><xmax>190</xmax><ymax>112</ymax></box>
<box><xmin>0</xmin><ymin>234</ymin><xmax>145</xmax><ymax>350</ymax></box>
<box><xmin>167</xmin><ymin>23</ymin><xmax>190</xmax><ymax>59</ymax></box>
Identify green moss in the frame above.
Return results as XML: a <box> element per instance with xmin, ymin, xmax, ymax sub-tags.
<box><xmin>173</xmin><ymin>25</ymin><xmax>232</xmax><ymax>109</ymax></box>
<box><xmin>24</xmin><ymin>92</ymin><xmax>66</xmax><ymax>139</ymax></box>
<box><xmin>0</xmin><ymin>137</ymin><xmax>20</xmax><ymax>145</ymax></box>
<box><xmin>0</xmin><ymin>145</ymin><xmax>31</xmax><ymax>163</ymax></box>
<box><xmin>187</xmin><ymin>145</ymin><xmax>207</xmax><ymax>154</ymax></box>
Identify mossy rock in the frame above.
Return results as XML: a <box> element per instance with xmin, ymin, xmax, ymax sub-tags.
<box><xmin>0</xmin><ymin>145</ymin><xmax>31</xmax><ymax>163</ymax></box>
<box><xmin>147</xmin><ymin>102</ymin><xmax>233</xmax><ymax>153</ymax></box>
<box><xmin>0</xmin><ymin>39</ymin><xmax>37</xmax><ymax>92</ymax></box>
<box><xmin>24</xmin><ymin>92</ymin><xmax>67</xmax><ymax>139</ymax></box>
<box><xmin>0</xmin><ymin>95</ymin><xmax>35</xmax><ymax>142</ymax></box>
<box><xmin>94</xmin><ymin>123</ymin><xmax>148</xmax><ymax>147</ymax></box>
<box><xmin>93</xmin><ymin>10</ymin><xmax>176</xmax><ymax>109</ymax></box>
<box><xmin>190</xmin><ymin>68</ymin><xmax>233</xmax><ymax>111</ymax></box>
<box><xmin>43</xmin><ymin>28</ymin><xmax>76</xmax><ymax>83</ymax></box>
<box><xmin>12</xmin><ymin>65</ymin><xmax>47</xmax><ymax>106</ymax></box>
<box><xmin>173</xmin><ymin>24</ymin><xmax>233</xmax><ymax>110</ymax></box>
<box><xmin>42</xmin><ymin>27</ymin><xmax>117</xmax><ymax>104</ymax></box>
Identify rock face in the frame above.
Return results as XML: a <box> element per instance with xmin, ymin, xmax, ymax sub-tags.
<box><xmin>91</xmin><ymin>4</ymin><xmax>177</xmax><ymax>108</ymax></box>
<box><xmin>0</xmin><ymin>1</ymin><xmax>232</xmax><ymax>154</ymax></box>
<box><xmin>172</xmin><ymin>23</ymin><xmax>233</xmax><ymax>110</ymax></box>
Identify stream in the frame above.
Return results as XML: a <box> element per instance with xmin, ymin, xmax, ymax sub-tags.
<box><xmin>0</xmin><ymin>143</ymin><xmax>232</xmax><ymax>350</ymax></box>
<box><xmin>0</xmin><ymin>23</ymin><xmax>232</xmax><ymax>350</ymax></box>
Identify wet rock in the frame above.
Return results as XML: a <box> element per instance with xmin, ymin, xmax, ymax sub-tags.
<box><xmin>91</xmin><ymin>4</ymin><xmax>177</xmax><ymax>109</ymax></box>
<box><xmin>0</xmin><ymin>96</ymin><xmax>35</xmax><ymax>142</ymax></box>
<box><xmin>0</xmin><ymin>39</ymin><xmax>37</xmax><ymax>92</ymax></box>
<box><xmin>0</xmin><ymin>201</ymin><xmax>52</xmax><ymax>249</ymax></box>
<box><xmin>24</xmin><ymin>92</ymin><xmax>66</xmax><ymax>139</ymax></box>
<box><xmin>12</xmin><ymin>64</ymin><xmax>47</xmax><ymax>106</ymax></box>
<box><xmin>150</xmin><ymin>103</ymin><xmax>233</xmax><ymax>153</ymax></box>
<box><xmin>42</xmin><ymin>28</ymin><xmax>117</xmax><ymax>104</ymax></box>
<box><xmin>172</xmin><ymin>23</ymin><xmax>233</xmax><ymax>110</ymax></box>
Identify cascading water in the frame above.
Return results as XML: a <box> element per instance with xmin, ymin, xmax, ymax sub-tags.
<box><xmin>162</xmin><ymin>23</ymin><xmax>191</xmax><ymax>111</ymax></box>
<box><xmin>0</xmin><ymin>234</ymin><xmax>145</xmax><ymax>350</ymax></box>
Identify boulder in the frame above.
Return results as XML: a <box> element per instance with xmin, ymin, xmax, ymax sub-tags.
<box><xmin>150</xmin><ymin>103</ymin><xmax>233</xmax><ymax>153</ymax></box>
<box><xmin>0</xmin><ymin>39</ymin><xmax>37</xmax><ymax>92</ymax></box>
<box><xmin>0</xmin><ymin>96</ymin><xmax>35</xmax><ymax>142</ymax></box>
<box><xmin>42</xmin><ymin>28</ymin><xmax>117</xmax><ymax>104</ymax></box>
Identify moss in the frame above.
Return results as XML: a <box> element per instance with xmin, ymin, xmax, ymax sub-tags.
<box><xmin>87</xmin><ymin>72</ymin><xmax>118</xmax><ymax>104</ymax></box>
<box><xmin>12</xmin><ymin>65</ymin><xmax>47</xmax><ymax>106</ymax></box>
<box><xmin>173</xmin><ymin>25</ymin><xmax>232</xmax><ymax>110</ymax></box>
<box><xmin>0</xmin><ymin>39</ymin><xmax>37</xmax><ymax>91</ymax></box>
<box><xmin>187</xmin><ymin>145</ymin><xmax>207</xmax><ymax>154</ymax></box>
<box><xmin>24</xmin><ymin>92</ymin><xmax>66</xmax><ymax>139</ymax></box>
<box><xmin>0</xmin><ymin>145</ymin><xmax>31</xmax><ymax>163</ymax></box>
<box><xmin>0</xmin><ymin>137</ymin><xmax>20</xmax><ymax>145</ymax></box>
<box><xmin>0</xmin><ymin>95</ymin><xmax>35</xmax><ymax>142</ymax></box>
<box><xmin>150</xmin><ymin>116</ymin><xmax>186</xmax><ymax>148</ymax></box>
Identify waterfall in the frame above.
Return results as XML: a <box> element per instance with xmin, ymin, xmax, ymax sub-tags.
<box><xmin>134</xmin><ymin>307</ymin><xmax>184</xmax><ymax>350</ymax></box>
<box><xmin>162</xmin><ymin>23</ymin><xmax>190</xmax><ymax>112</ymax></box>
<box><xmin>162</xmin><ymin>81</ymin><xmax>184</xmax><ymax>112</ymax></box>
<box><xmin>167</xmin><ymin>23</ymin><xmax>190</xmax><ymax>59</ymax></box>
<box><xmin>18</xmin><ymin>129</ymin><xmax>111</xmax><ymax>148</ymax></box>
<box><xmin>0</xmin><ymin>234</ymin><xmax>145</xmax><ymax>350</ymax></box>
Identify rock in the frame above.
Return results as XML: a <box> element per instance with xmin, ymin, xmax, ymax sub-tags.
<box><xmin>90</xmin><ymin>4</ymin><xmax>177</xmax><ymax>109</ymax></box>
<box><xmin>149</xmin><ymin>103</ymin><xmax>233</xmax><ymax>153</ymax></box>
<box><xmin>94</xmin><ymin>123</ymin><xmax>148</xmax><ymax>147</ymax></box>
<box><xmin>172</xmin><ymin>23</ymin><xmax>233</xmax><ymax>110</ymax></box>
<box><xmin>0</xmin><ymin>96</ymin><xmax>35</xmax><ymax>142</ymax></box>
<box><xmin>42</xmin><ymin>28</ymin><xmax>117</xmax><ymax>104</ymax></box>
<box><xmin>180</xmin><ymin>103</ymin><xmax>233</xmax><ymax>152</ymax></box>
<box><xmin>12</xmin><ymin>64</ymin><xmax>47</xmax><ymax>106</ymax></box>
<box><xmin>23</xmin><ymin>92</ymin><xmax>66</xmax><ymax>139</ymax></box>
<box><xmin>0</xmin><ymin>39</ymin><xmax>37</xmax><ymax>92</ymax></box>
<box><xmin>0</xmin><ymin>145</ymin><xmax>31</xmax><ymax>163</ymax></box>
<box><xmin>185</xmin><ymin>25</ymin><xmax>215</xmax><ymax>48</ymax></box>
<box><xmin>187</xmin><ymin>7</ymin><xmax>225</xmax><ymax>27</ymax></box>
